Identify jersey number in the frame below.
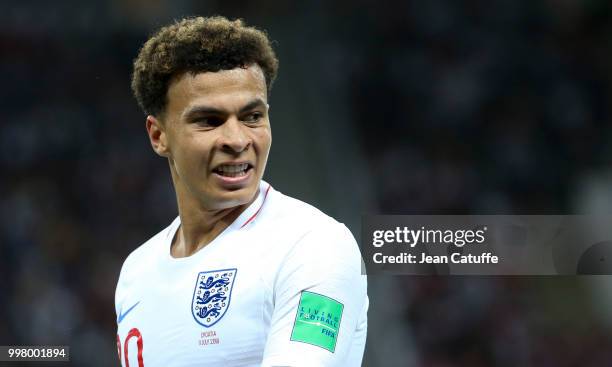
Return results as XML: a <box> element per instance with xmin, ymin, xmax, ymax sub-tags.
<box><xmin>117</xmin><ymin>328</ymin><xmax>144</xmax><ymax>367</ymax></box>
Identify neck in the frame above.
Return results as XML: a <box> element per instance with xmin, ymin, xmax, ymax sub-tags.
<box><xmin>172</xmin><ymin>201</ymin><xmax>248</xmax><ymax>258</ymax></box>
<box><xmin>169</xmin><ymin>170</ymin><xmax>258</xmax><ymax>258</ymax></box>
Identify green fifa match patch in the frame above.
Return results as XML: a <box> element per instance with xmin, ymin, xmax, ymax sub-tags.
<box><xmin>290</xmin><ymin>291</ymin><xmax>344</xmax><ymax>352</ymax></box>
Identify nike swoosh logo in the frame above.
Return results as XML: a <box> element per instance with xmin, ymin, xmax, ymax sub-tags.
<box><xmin>117</xmin><ymin>301</ymin><xmax>140</xmax><ymax>324</ymax></box>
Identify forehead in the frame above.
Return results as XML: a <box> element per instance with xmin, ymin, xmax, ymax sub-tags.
<box><xmin>165</xmin><ymin>64</ymin><xmax>267</xmax><ymax>116</ymax></box>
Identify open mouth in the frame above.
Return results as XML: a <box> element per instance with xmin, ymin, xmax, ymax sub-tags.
<box><xmin>213</xmin><ymin>163</ymin><xmax>253</xmax><ymax>178</ymax></box>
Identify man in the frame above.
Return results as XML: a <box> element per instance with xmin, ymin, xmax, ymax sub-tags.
<box><xmin>115</xmin><ymin>16</ymin><xmax>368</xmax><ymax>367</ymax></box>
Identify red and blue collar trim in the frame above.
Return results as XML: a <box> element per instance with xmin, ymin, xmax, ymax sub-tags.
<box><xmin>240</xmin><ymin>183</ymin><xmax>271</xmax><ymax>228</ymax></box>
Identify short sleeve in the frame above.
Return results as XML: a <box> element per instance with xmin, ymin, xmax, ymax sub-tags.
<box><xmin>261</xmin><ymin>223</ymin><xmax>368</xmax><ymax>367</ymax></box>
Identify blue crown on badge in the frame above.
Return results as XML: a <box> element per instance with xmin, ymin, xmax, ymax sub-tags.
<box><xmin>191</xmin><ymin>268</ymin><xmax>237</xmax><ymax>328</ymax></box>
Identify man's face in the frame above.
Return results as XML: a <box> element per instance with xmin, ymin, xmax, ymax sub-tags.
<box><xmin>148</xmin><ymin>64</ymin><xmax>271</xmax><ymax>211</ymax></box>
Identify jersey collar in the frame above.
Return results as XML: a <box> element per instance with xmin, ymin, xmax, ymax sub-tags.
<box><xmin>164</xmin><ymin>180</ymin><xmax>272</xmax><ymax>259</ymax></box>
<box><xmin>233</xmin><ymin>180</ymin><xmax>272</xmax><ymax>230</ymax></box>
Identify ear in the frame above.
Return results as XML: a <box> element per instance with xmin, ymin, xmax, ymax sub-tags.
<box><xmin>146</xmin><ymin>115</ymin><xmax>170</xmax><ymax>157</ymax></box>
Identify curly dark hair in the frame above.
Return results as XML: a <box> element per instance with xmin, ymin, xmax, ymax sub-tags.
<box><xmin>131</xmin><ymin>16</ymin><xmax>279</xmax><ymax>117</ymax></box>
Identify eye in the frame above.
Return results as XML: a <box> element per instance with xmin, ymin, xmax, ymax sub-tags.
<box><xmin>242</xmin><ymin>112</ymin><xmax>263</xmax><ymax>124</ymax></box>
<box><xmin>194</xmin><ymin>116</ymin><xmax>224</xmax><ymax>127</ymax></box>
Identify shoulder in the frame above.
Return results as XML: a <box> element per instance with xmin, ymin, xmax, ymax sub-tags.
<box><xmin>263</xmin><ymin>186</ymin><xmax>350</xmax><ymax>238</ymax></box>
<box><xmin>291</xmin><ymin>221</ymin><xmax>363</xmax><ymax>277</ymax></box>
<box><xmin>264</xmin><ymin>187</ymin><xmax>362</xmax><ymax>275</ymax></box>
<box><xmin>117</xmin><ymin>218</ymin><xmax>177</xmax><ymax>284</ymax></box>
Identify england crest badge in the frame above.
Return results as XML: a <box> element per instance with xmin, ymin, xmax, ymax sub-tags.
<box><xmin>191</xmin><ymin>268</ymin><xmax>237</xmax><ymax>328</ymax></box>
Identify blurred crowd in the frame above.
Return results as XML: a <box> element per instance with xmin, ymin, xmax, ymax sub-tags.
<box><xmin>1</xmin><ymin>0</ymin><xmax>612</xmax><ymax>366</ymax></box>
<box><xmin>346</xmin><ymin>1</ymin><xmax>612</xmax><ymax>214</ymax></box>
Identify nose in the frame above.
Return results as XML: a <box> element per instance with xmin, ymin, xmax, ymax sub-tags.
<box><xmin>218</xmin><ymin>117</ymin><xmax>251</xmax><ymax>153</ymax></box>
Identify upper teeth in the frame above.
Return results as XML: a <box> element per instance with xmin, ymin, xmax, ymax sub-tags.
<box><xmin>217</xmin><ymin>164</ymin><xmax>248</xmax><ymax>173</ymax></box>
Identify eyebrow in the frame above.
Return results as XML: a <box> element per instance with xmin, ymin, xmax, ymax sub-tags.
<box><xmin>183</xmin><ymin>98</ymin><xmax>267</xmax><ymax>119</ymax></box>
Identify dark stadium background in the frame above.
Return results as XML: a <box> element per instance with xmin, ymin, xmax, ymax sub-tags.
<box><xmin>2</xmin><ymin>0</ymin><xmax>612</xmax><ymax>366</ymax></box>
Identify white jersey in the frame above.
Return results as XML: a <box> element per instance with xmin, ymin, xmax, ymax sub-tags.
<box><xmin>115</xmin><ymin>181</ymin><xmax>368</xmax><ymax>366</ymax></box>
